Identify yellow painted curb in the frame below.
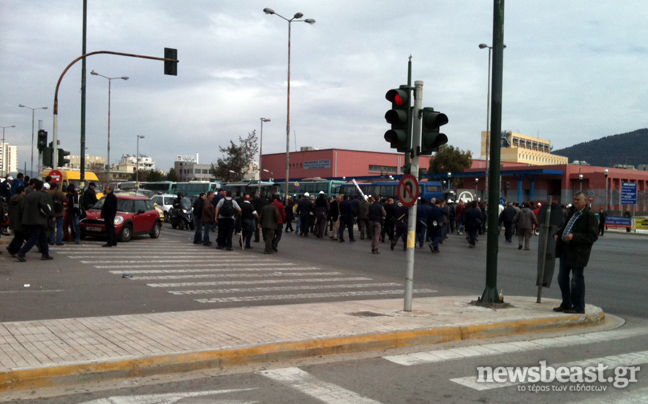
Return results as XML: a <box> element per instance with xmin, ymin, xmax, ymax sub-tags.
<box><xmin>0</xmin><ymin>310</ymin><xmax>604</xmax><ymax>392</ymax></box>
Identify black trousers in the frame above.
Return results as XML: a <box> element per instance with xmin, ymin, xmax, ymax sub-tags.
<box><xmin>217</xmin><ymin>218</ymin><xmax>235</xmax><ymax>249</ymax></box>
<box><xmin>105</xmin><ymin>215</ymin><xmax>117</xmax><ymax>246</ymax></box>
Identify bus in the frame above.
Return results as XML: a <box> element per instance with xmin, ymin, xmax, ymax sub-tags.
<box><xmin>42</xmin><ymin>169</ymin><xmax>104</xmax><ymax>198</ymax></box>
<box><xmin>339</xmin><ymin>180</ymin><xmax>444</xmax><ymax>201</ymax></box>
<box><xmin>223</xmin><ymin>181</ymin><xmax>279</xmax><ymax>197</ymax></box>
<box><xmin>282</xmin><ymin>178</ymin><xmax>346</xmax><ymax>198</ymax></box>
<box><xmin>176</xmin><ymin>181</ymin><xmax>222</xmax><ymax>196</ymax></box>
<box><xmin>141</xmin><ymin>181</ymin><xmax>177</xmax><ymax>195</ymax></box>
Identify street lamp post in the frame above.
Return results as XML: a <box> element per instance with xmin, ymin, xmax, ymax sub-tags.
<box><xmin>475</xmin><ymin>177</ymin><xmax>479</xmax><ymax>201</ymax></box>
<box><xmin>579</xmin><ymin>174</ymin><xmax>583</xmax><ymax>191</ymax></box>
<box><xmin>604</xmin><ymin>169</ymin><xmax>609</xmax><ymax>211</ymax></box>
<box><xmin>91</xmin><ymin>70</ymin><xmax>129</xmax><ymax>181</ymax></box>
<box><xmin>18</xmin><ymin>104</ymin><xmax>48</xmax><ymax>177</ymax></box>
<box><xmin>136</xmin><ymin>135</ymin><xmax>145</xmax><ymax>188</ymax></box>
<box><xmin>259</xmin><ymin>117</ymin><xmax>271</xmax><ymax>177</ymax></box>
<box><xmin>478</xmin><ymin>43</ymin><xmax>506</xmax><ymax>200</ymax></box>
<box><xmin>1</xmin><ymin>125</ymin><xmax>16</xmax><ymax>177</ymax></box>
<box><xmin>263</xmin><ymin>7</ymin><xmax>315</xmax><ymax>201</ymax></box>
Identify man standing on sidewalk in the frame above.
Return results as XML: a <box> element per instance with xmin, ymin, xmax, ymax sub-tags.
<box><xmin>553</xmin><ymin>192</ymin><xmax>598</xmax><ymax>314</ymax></box>
<box><xmin>101</xmin><ymin>186</ymin><xmax>118</xmax><ymax>247</ymax></box>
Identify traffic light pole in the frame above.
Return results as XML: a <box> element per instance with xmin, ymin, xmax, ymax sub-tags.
<box><xmin>404</xmin><ymin>80</ymin><xmax>423</xmax><ymax>312</ymax></box>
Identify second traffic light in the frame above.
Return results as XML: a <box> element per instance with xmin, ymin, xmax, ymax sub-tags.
<box><xmin>420</xmin><ymin>107</ymin><xmax>448</xmax><ymax>155</ymax></box>
<box><xmin>37</xmin><ymin>130</ymin><xmax>48</xmax><ymax>151</ymax></box>
<box><xmin>58</xmin><ymin>149</ymin><xmax>70</xmax><ymax>167</ymax></box>
<box><xmin>164</xmin><ymin>48</ymin><xmax>178</xmax><ymax>76</ymax></box>
<box><xmin>384</xmin><ymin>85</ymin><xmax>411</xmax><ymax>152</ymax></box>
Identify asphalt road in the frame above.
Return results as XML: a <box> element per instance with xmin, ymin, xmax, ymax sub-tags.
<box><xmin>0</xmin><ymin>224</ymin><xmax>645</xmax><ymax>321</ymax></box>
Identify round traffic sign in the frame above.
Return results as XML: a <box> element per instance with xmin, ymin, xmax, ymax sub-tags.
<box><xmin>49</xmin><ymin>170</ymin><xmax>62</xmax><ymax>184</ymax></box>
<box><xmin>397</xmin><ymin>174</ymin><xmax>419</xmax><ymax>207</ymax></box>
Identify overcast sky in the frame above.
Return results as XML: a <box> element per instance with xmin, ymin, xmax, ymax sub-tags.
<box><xmin>1</xmin><ymin>0</ymin><xmax>647</xmax><ymax>175</ymax></box>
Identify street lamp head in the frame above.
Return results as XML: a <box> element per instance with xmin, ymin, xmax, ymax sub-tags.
<box><xmin>479</xmin><ymin>43</ymin><xmax>488</xmax><ymax>49</ymax></box>
<box><xmin>263</xmin><ymin>8</ymin><xmax>275</xmax><ymax>14</ymax></box>
<box><xmin>604</xmin><ymin>169</ymin><xmax>609</xmax><ymax>176</ymax></box>
<box><xmin>121</xmin><ymin>76</ymin><xmax>129</xmax><ymax>80</ymax></box>
<box><xmin>293</xmin><ymin>12</ymin><xmax>304</xmax><ymax>19</ymax></box>
<box><xmin>304</xmin><ymin>19</ymin><xmax>316</xmax><ymax>24</ymax></box>
<box><xmin>261</xmin><ymin>118</ymin><xmax>271</xmax><ymax>122</ymax></box>
<box><xmin>18</xmin><ymin>104</ymin><xmax>25</xmax><ymax>108</ymax></box>
<box><xmin>90</xmin><ymin>70</ymin><xmax>99</xmax><ymax>76</ymax></box>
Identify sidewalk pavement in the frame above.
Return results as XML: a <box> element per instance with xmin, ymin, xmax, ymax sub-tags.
<box><xmin>0</xmin><ymin>295</ymin><xmax>605</xmax><ymax>392</ymax></box>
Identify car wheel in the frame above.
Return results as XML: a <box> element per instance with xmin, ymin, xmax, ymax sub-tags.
<box><xmin>119</xmin><ymin>224</ymin><xmax>132</xmax><ymax>242</ymax></box>
<box><xmin>150</xmin><ymin>221</ymin><xmax>161</xmax><ymax>238</ymax></box>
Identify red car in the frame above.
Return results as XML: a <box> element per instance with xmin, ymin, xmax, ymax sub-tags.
<box><xmin>80</xmin><ymin>194</ymin><xmax>161</xmax><ymax>242</ymax></box>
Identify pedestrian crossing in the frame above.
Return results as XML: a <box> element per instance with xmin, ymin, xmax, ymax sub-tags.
<box><xmin>52</xmin><ymin>240</ymin><xmax>436</xmax><ymax>306</ymax></box>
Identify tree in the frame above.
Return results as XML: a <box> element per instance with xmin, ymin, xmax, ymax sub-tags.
<box><xmin>146</xmin><ymin>170</ymin><xmax>166</xmax><ymax>182</ymax></box>
<box><xmin>211</xmin><ymin>130</ymin><xmax>258</xmax><ymax>182</ymax></box>
<box><xmin>167</xmin><ymin>168</ymin><xmax>178</xmax><ymax>182</ymax></box>
<box><xmin>427</xmin><ymin>145</ymin><xmax>473</xmax><ymax>187</ymax></box>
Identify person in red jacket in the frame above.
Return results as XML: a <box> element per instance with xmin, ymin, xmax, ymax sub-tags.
<box><xmin>272</xmin><ymin>194</ymin><xmax>286</xmax><ymax>252</ymax></box>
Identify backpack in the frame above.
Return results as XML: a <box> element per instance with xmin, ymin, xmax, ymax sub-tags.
<box><xmin>53</xmin><ymin>196</ymin><xmax>64</xmax><ymax>214</ymax></box>
<box><xmin>220</xmin><ymin>199</ymin><xmax>234</xmax><ymax>217</ymax></box>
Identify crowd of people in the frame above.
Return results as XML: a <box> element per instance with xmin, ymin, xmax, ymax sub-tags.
<box><xmin>0</xmin><ymin>173</ymin><xmax>109</xmax><ymax>261</ymax></box>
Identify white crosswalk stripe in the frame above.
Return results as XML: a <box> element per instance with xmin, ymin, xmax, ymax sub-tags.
<box><xmin>169</xmin><ymin>283</ymin><xmax>403</xmax><ymax>295</ymax></box>
<box><xmin>108</xmin><ymin>265</ymin><xmax>313</xmax><ymax>274</ymax></box>
<box><xmin>259</xmin><ymin>367</ymin><xmax>383</xmax><ymax>404</ymax></box>
<box><xmin>130</xmin><ymin>272</ymin><xmax>345</xmax><ymax>280</ymax></box>
<box><xmin>195</xmin><ymin>289</ymin><xmax>436</xmax><ymax>303</ymax></box>
<box><xmin>146</xmin><ymin>277</ymin><xmax>374</xmax><ymax>288</ymax></box>
<box><xmin>383</xmin><ymin>327</ymin><xmax>648</xmax><ymax>366</ymax></box>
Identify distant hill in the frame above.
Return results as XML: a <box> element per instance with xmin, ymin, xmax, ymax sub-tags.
<box><xmin>553</xmin><ymin>128</ymin><xmax>648</xmax><ymax>167</ymax></box>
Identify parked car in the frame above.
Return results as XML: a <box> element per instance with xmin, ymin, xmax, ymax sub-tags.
<box><xmin>80</xmin><ymin>194</ymin><xmax>161</xmax><ymax>242</ymax></box>
<box><xmin>151</xmin><ymin>193</ymin><xmax>176</xmax><ymax>219</ymax></box>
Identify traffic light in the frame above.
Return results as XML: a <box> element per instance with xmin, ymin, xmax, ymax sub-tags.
<box><xmin>384</xmin><ymin>85</ymin><xmax>411</xmax><ymax>152</ymax></box>
<box><xmin>37</xmin><ymin>130</ymin><xmax>48</xmax><ymax>151</ymax></box>
<box><xmin>420</xmin><ymin>107</ymin><xmax>448</xmax><ymax>155</ymax></box>
<box><xmin>43</xmin><ymin>147</ymin><xmax>53</xmax><ymax>167</ymax></box>
<box><xmin>58</xmin><ymin>149</ymin><xmax>71</xmax><ymax>167</ymax></box>
<box><xmin>164</xmin><ymin>48</ymin><xmax>178</xmax><ymax>76</ymax></box>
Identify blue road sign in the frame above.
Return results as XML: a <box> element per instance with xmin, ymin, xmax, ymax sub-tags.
<box><xmin>621</xmin><ymin>183</ymin><xmax>637</xmax><ymax>205</ymax></box>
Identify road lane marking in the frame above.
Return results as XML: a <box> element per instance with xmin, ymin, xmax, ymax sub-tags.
<box><xmin>169</xmin><ymin>283</ymin><xmax>404</xmax><ymax>295</ymax></box>
<box><xmin>146</xmin><ymin>277</ymin><xmax>374</xmax><ymax>288</ymax></box>
<box><xmin>108</xmin><ymin>265</ymin><xmax>314</xmax><ymax>274</ymax></box>
<box><xmin>450</xmin><ymin>350</ymin><xmax>648</xmax><ymax>391</ymax></box>
<box><xmin>383</xmin><ymin>327</ymin><xmax>648</xmax><ymax>366</ymax></box>
<box><xmin>195</xmin><ymin>289</ymin><xmax>436</xmax><ymax>303</ymax></box>
<box><xmin>131</xmin><ymin>271</ymin><xmax>346</xmax><ymax>280</ymax></box>
<box><xmin>78</xmin><ymin>388</ymin><xmax>258</xmax><ymax>404</ymax></box>
<box><xmin>259</xmin><ymin>367</ymin><xmax>382</xmax><ymax>404</ymax></box>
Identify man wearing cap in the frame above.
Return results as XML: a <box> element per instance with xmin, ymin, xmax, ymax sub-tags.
<box><xmin>296</xmin><ymin>193</ymin><xmax>313</xmax><ymax>237</ymax></box>
<box><xmin>391</xmin><ymin>201</ymin><xmax>409</xmax><ymax>251</ymax></box>
<box><xmin>314</xmin><ymin>191</ymin><xmax>329</xmax><ymax>238</ymax></box>
<box><xmin>553</xmin><ymin>192</ymin><xmax>598</xmax><ymax>314</ymax></box>
<box><xmin>83</xmin><ymin>182</ymin><xmax>98</xmax><ymax>210</ymax></box>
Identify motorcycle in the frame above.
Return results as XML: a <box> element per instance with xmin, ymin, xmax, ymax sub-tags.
<box><xmin>168</xmin><ymin>197</ymin><xmax>195</xmax><ymax>230</ymax></box>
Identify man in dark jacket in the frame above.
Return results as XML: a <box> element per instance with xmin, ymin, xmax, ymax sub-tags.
<box><xmin>82</xmin><ymin>182</ymin><xmax>98</xmax><ymax>210</ymax></box>
<box><xmin>192</xmin><ymin>192</ymin><xmax>206</xmax><ymax>244</ymax></box>
<box><xmin>296</xmin><ymin>193</ymin><xmax>313</xmax><ymax>237</ymax></box>
<box><xmin>16</xmin><ymin>180</ymin><xmax>53</xmax><ymax>261</ymax></box>
<box><xmin>499</xmin><ymin>202</ymin><xmax>517</xmax><ymax>242</ymax></box>
<box><xmin>391</xmin><ymin>201</ymin><xmax>409</xmax><ymax>251</ymax></box>
<box><xmin>101</xmin><ymin>185</ymin><xmax>118</xmax><ymax>247</ymax></box>
<box><xmin>463</xmin><ymin>201</ymin><xmax>484</xmax><ymax>248</ymax></box>
<box><xmin>201</xmin><ymin>191</ymin><xmax>215</xmax><ymax>246</ymax></box>
<box><xmin>314</xmin><ymin>191</ymin><xmax>329</xmax><ymax>238</ymax></box>
<box><xmin>368</xmin><ymin>196</ymin><xmax>386</xmax><ymax>254</ymax></box>
<box><xmin>428</xmin><ymin>200</ymin><xmax>448</xmax><ymax>253</ymax></box>
<box><xmin>6</xmin><ymin>185</ymin><xmax>26</xmax><ymax>256</ymax></box>
<box><xmin>252</xmin><ymin>192</ymin><xmax>269</xmax><ymax>242</ymax></box>
<box><xmin>259</xmin><ymin>195</ymin><xmax>279</xmax><ymax>254</ymax></box>
<box><xmin>598</xmin><ymin>208</ymin><xmax>607</xmax><ymax>236</ymax></box>
<box><xmin>337</xmin><ymin>195</ymin><xmax>355</xmax><ymax>242</ymax></box>
<box><xmin>553</xmin><ymin>192</ymin><xmax>598</xmax><ymax>314</ymax></box>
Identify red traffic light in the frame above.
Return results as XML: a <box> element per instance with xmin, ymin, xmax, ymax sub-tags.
<box><xmin>385</xmin><ymin>88</ymin><xmax>408</xmax><ymax>107</ymax></box>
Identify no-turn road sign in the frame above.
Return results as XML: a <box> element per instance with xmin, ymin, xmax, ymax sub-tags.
<box><xmin>398</xmin><ymin>174</ymin><xmax>419</xmax><ymax>207</ymax></box>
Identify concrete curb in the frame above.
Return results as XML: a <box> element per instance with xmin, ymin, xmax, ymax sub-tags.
<box><xmin>0</xmin><ymin>310</ymin><xmax>605</xmax><ymax>392</ymax></box>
